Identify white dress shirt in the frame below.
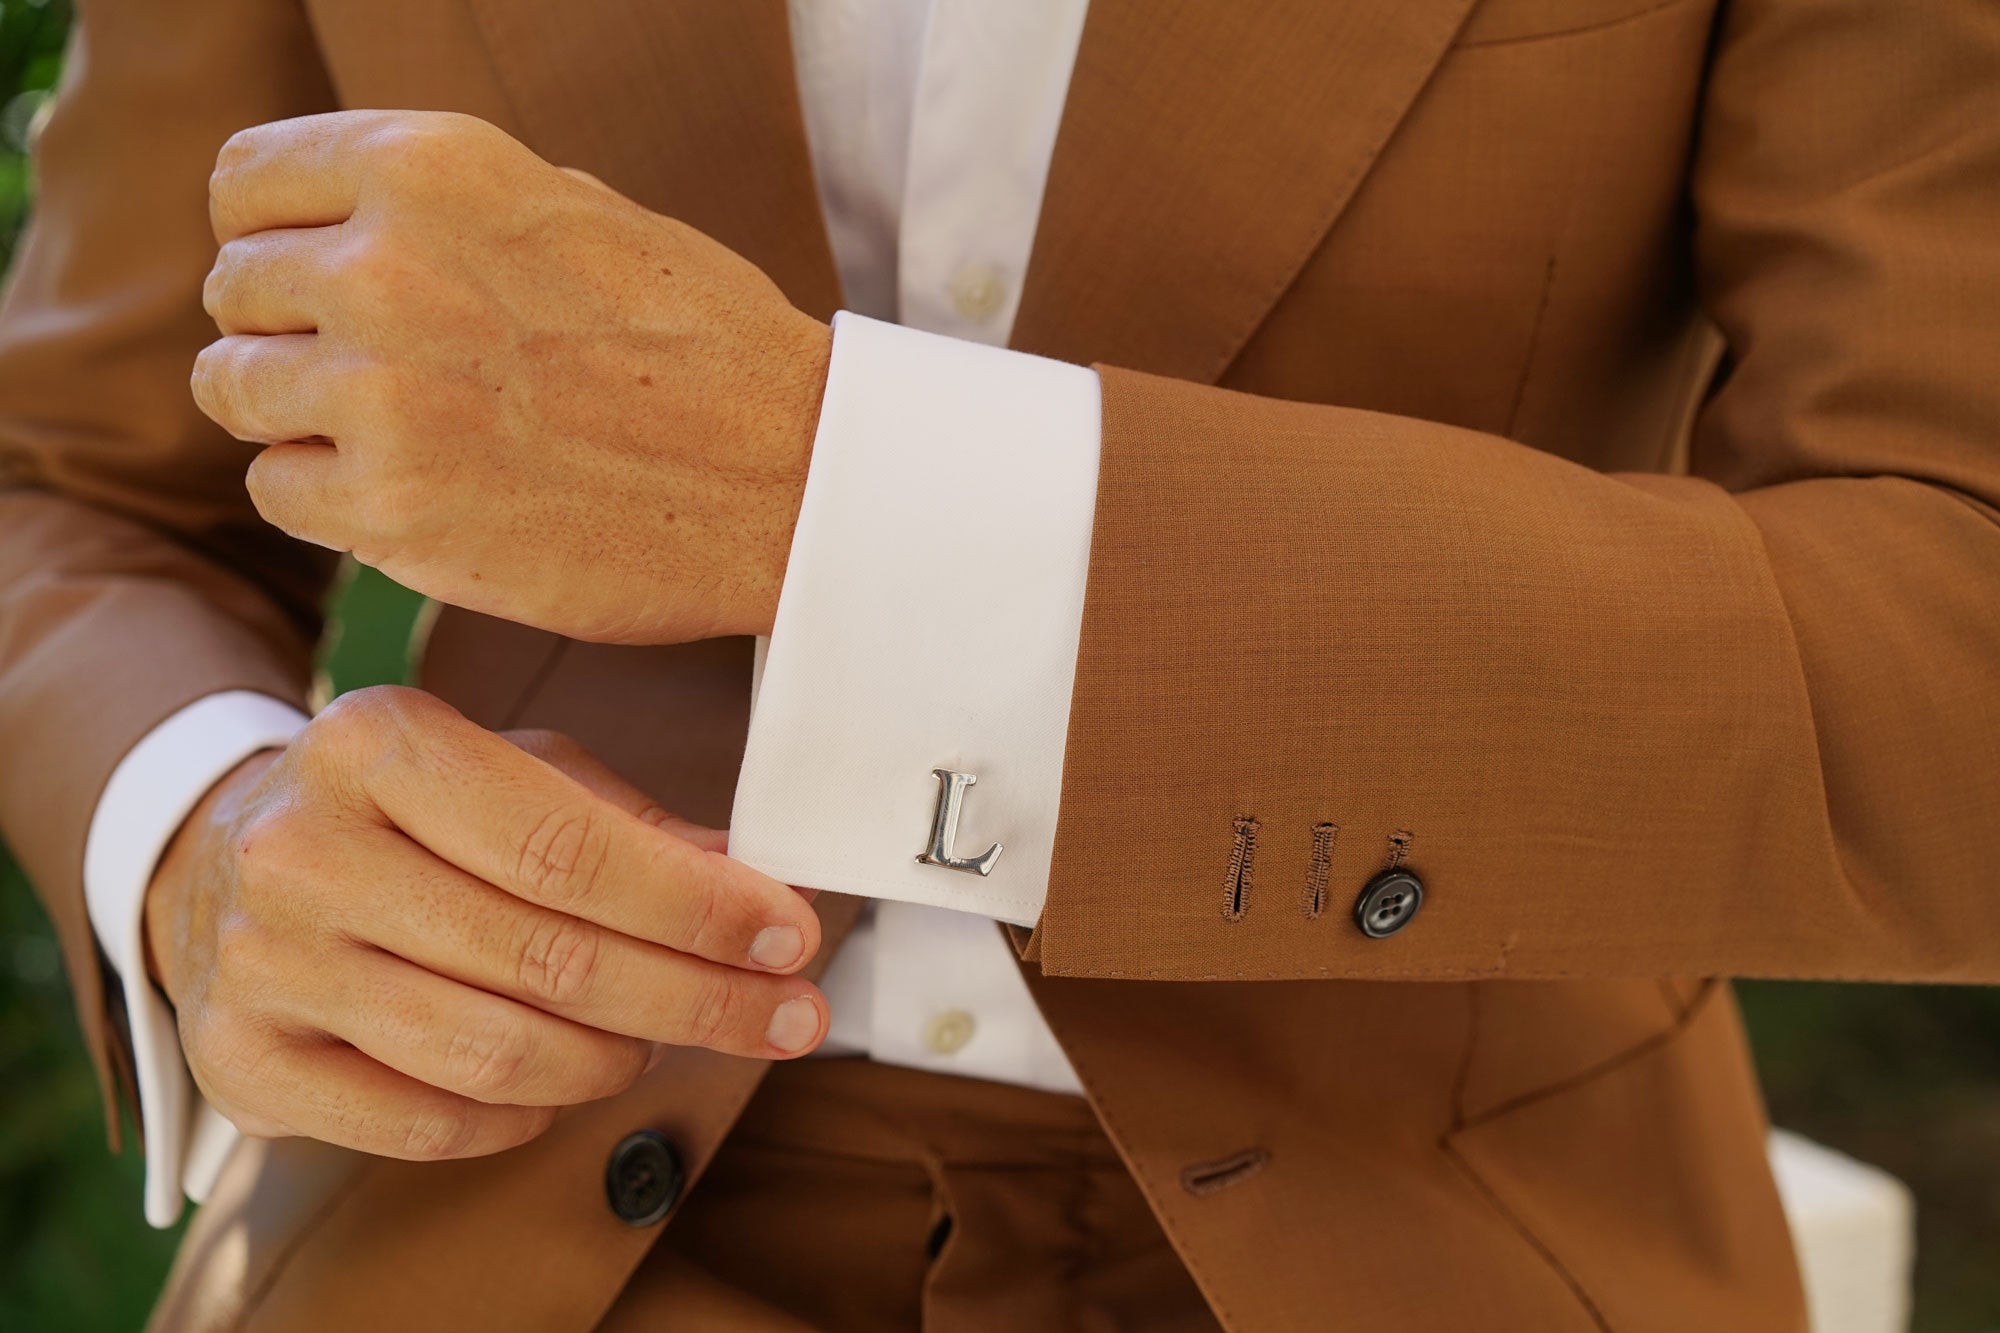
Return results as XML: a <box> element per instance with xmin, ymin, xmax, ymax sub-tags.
<box><xmin>85</xmin><ymin>0</ymin><xmax>1098</xmax><ymax>1227</ymax></box>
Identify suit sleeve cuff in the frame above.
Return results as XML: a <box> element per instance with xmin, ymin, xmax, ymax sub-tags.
<box><xmin>83</xmin><ymin>690</ymin><xmax>307</xmax><ymax>1227</ymax></box>
<box><xmin>730</xmin><ymin>312</ymin><xmax>1101</xmax><ymax>928</ymax></box>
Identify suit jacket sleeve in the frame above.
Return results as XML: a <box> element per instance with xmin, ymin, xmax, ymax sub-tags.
<box><xmin>0</xmin><ymin>0</ymin><xmax>338</xmax><ymax>1137</ymax></box>
<box><xmin>1033</xmin><ymin>0</ymin><xmax>2000</xmax><ymax>984</ymax></box>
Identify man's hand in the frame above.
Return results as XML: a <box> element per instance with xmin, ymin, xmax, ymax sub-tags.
<box><xmin>191</xmin><ymin>110</ymin><xmax>831</xmax><ymax>645</ymax></box>
<box><xmin>144</xmin><ymin>685</ymin><xmax>827</xmax><ymax>1162</ymax></box>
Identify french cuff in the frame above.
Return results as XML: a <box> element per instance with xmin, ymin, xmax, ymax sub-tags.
<box><xmin>730</xmin><ymin>312</ymin><xmax>1101</xmax><ymax>929</ymax></box>
<box><xmin>83</xmin><ymin>690</ymin><xmax>307</xmax><ymax>1228</ymax></box>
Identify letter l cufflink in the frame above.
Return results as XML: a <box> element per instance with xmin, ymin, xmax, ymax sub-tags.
<box><xmin>916</xmin><ymin>768</ymin><xmax>1002</xmax><ymax>876</ymax></box>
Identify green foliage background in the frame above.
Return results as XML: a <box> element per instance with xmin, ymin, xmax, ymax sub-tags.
<box><xmin>0</xmin><ymin>5</ymin><xmax>1993</xmax><ymax>1329</ymax></box>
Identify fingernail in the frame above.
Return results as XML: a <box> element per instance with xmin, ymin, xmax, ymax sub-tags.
<box><xmin>643</xmin><ymin>1043</ymin><xmax>667</xmax><ymax>1074</ymax></box>
<box><xmin>765</xmin><ymin>996</ymin><xmax>820</xmax><ymax>1054</ymax></box>
<box><xmin>749</xmin><ymin>924</ymin><xmax>804</xmax><ymax>970</ymax></box>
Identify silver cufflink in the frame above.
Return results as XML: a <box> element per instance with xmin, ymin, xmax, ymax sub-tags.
<box><xmin>916</xmin><ymin>768</ymin><xmax>1003</xmax><ymax>876</ymax></box>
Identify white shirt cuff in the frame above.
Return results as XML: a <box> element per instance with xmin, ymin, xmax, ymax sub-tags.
<box><xmin>83</xmin><ymin>690</ymin><xmax>307</xmax><ymax>1227</ymax></box>
<box><xmin>730</xmin><ymin>312</ymin><xmax>1101</xmax><ymax>928</ymax></box>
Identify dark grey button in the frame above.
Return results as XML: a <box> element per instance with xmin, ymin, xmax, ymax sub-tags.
<box><xmin>1354</xmin><ymin>870</ymin><xmax>1423</xmax><ymax>938</ymax></box>
<box><xmin>605</xmin><ymin>1130</ymin><xmax>684</xmax><ymax>1226</ymax></box>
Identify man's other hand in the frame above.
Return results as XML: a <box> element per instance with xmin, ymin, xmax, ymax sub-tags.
<box><xmin>143</xmin><ymin>685</ymin><xmax>827</xmax><ymax>1162</ymax></box>
<box><xmin>192</xmin><ymin>110</ymin><xmax>831</xmax><ymax>645</ymax></box>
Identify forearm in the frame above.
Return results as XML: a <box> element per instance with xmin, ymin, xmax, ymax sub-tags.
<box><xmin>1033</xmin><ymin>369</ymin><xmax>2000</xmax><ymax>983</ymax></box>
<box><xmin>1027</xmin><ymin>0</ymin><xmax>2000</xmax><ymax>987</ymax></box>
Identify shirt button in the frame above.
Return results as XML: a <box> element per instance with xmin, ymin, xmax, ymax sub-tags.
<box><xmin>948</xmin><ymin>264</ymin><xmax>1007</xmax><ymax>322</ymax></box>
<box><xmin>924</xmin><ymin>1008</ymin><xmax>977</xmax><ymax>1056</ymax></box>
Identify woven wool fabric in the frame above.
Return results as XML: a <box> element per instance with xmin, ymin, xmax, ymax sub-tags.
<box><xmin>1</xmin><ymin>0</ymin><xmax>1994</xmax><ymax>1328</ymax></box>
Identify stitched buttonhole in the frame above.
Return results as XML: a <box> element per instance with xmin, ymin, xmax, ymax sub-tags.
<box><xmin>1181</xmin><ymin>1148</ymin><xmax>1271</xmax><ymax>1197</ymax></box>
<box><xmin>1222</xmin><ymin>816</ymin><xmax>1258</xmax><ymax>921</ymax></box>
<box><xmin>1303</xmin><ymin>822</ymin><xmax>1338</xmax><ymax>918</ymax></box>
<box><xmin>1386</xmin><ymin>829</ymin><xmax>1415</xmax><ymax>869</ymax></box>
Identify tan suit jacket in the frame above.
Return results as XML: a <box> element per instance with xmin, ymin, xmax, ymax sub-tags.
<box><xmin>2</xmin><ymin>0</ymin><xmax>1995</xmax><ymax>1328</ymax></box>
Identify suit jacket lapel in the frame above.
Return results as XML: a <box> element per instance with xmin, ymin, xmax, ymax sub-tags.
<box><xmin>1012</xmin><ymin>0</ymin><xmax>1479</xmax><ymax>382</ymax></box>
<box><xmin>464</xmin><ymin>0</ymin><xmax>1476</xmax><ymax>384</ymax></box>
<box><xmin>465</xmin><ymin>0</ymin><xmax>842</xmax><ymax>319</ymax></box>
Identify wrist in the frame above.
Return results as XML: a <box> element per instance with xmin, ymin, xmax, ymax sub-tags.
<box><xmin>736</xmin><ymin>313</ymin><xmax>831</xmax><ymax>638</ymax></box>
<box><xmin>143</xmin><ymin>748</ymin><xmax>281</xmax><ymax>1003</ymax></box>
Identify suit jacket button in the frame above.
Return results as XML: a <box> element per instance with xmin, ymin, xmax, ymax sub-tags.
<box><xmin>1354</xmin><ymin>870</ymin><xmax>1423</xmax><ymax>938</ymax></box>
<box><xmin>605</xmin><ymin>1130</ymin><xmax>684</xmax><ymax>1226</ymax></box>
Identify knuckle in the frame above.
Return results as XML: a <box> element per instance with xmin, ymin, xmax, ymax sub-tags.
<box><xmin>209</xmin><ymin>143</ymin><xmax>254</xmax><ymax>208</ymax></box>
<box><xmin>515</xmin><ymin>805</ymin><xmax>609</xmax><ymax>907</ymax></box>
<box><xmin>428</xmin><ymin>110</ymin><xmax>494</xmax><ymax>141</ymax></box>
<box><xmin>361</xmin><ymin>114</ymin><xmax>514</xmax><ymax>206</ymax></box>
<box><xmin>190</xmin><ymin>1005</ymin><xmax>281</xmax><ymax>1100</ymax></box>
<box><xmin>370</xmin><ymin>685</ymin><xmax>454</xmax><ymax>745</ymax></box>
<box><xmin>514</xmin><ymin>915</ymin><xmax>601</xmax><ymax>1005</ymax></box>
<box><xmin>202</xmin><ymin>238</ymin><xmax>258</xmax><ymax>316</ymax></box>
<box><xmin>552</xmin><ymin>1034</ymin><xmax>647</xmax><ymax>1103</ymax></box>
<box><xmin>301</xmin><ymin>692</ymin><xmax>381</xmax><ymax>764</ymax></box>
<box><xmin>596</xmin><ymin>1040</ymin><xmax>650</xmax><ymax>1097</ymax></box>
<box><xmin>678</xmin><ymin>876</ymin><xmax>752</xmax><ymax>960</ymax></box>
<box><xmin>507</xmin><ymin>729</ymin><xmax>581</xmax><ymax>766</ymax></box>
<box><xmin>190</xmin><ymin>340</ymin><xmax>238</xmax><ymax>412</ymax></box>
<box><xmin>201</xmin><ymin>260</ymin><xmax>229</xmax><ymax>324</ymax></box>
<box><xmin>360</xmin><ymin>122</ymin><xmax>435</xmax><ymax>178</ymax></box>
<box><xmin>362</xmin><ymin>115</ymin><xmax>481</xmax><ymax>185</ymax></box>
<box><xmin>398</xmin><ymin>1104</ymin><xmax>478</xmax><ymax>1161</ymax></box>
<box><xmin>207</xmin><ymin>928</ymin><xmax>295</xmax><ymax>1021</ymax></box>
<box><xmin>308</xmin><ymin>684</ymin><xmax>427</xmax><ymax>757</ymax></box>
<box><xmin>339</xmin><ymin>233</ymin><xmax>416</xmax><ymax>305</ymax></box>
<box><xmin>232</xmin><ymin>811</ymin><xmax>310</xmax><ymax>892</ymax></box>
<box><xmin>208</xmin><ymin>134</ymin><xmax>271</xmax><ymax>240</ymax></box>
<box><xmin>214</xmin><ymin>125</ymin><xmax>264</xmax><ymax>177</ymax></box>
<box><xmin>682</xmin><ymin>975</ymin><xmax>743</xmax><ymax>1051</ymax></box>
<box><xmin>242</xmin><ymin>448</ymin><xmax>283</xmax><ymax>515</ymax></box>
<box><xmin>442</xmin><ymin>1012</ymin><xmax>534</xmax><ymax>1103</ymax></box>
<box><xmin>354</xmin><ymin>468</ymin><xmax>426</xmax><ymax>539</ymax></box>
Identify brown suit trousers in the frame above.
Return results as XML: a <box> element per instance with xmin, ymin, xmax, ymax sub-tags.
<box><xmin>599</xmin><ymin>1058</ymin><xmax>1217</xmax><ymax>1331</ymax></box>
<box><xmin>2</xmin><ymin>0</ymin><xmax>1996</xmax><ymax>1328</ymax></box>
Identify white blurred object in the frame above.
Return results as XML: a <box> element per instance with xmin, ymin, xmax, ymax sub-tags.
<box><xmin>1769</xmin><ymin>1130</ymin><xmax>1916</xmax><ymax>1333</ymax></box>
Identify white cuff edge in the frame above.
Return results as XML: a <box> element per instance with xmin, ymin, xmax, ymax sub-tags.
<box><xmin>83</xmin><ymin>690</ymin><xmax>308</xmax><ymax>1227</ymax></box>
